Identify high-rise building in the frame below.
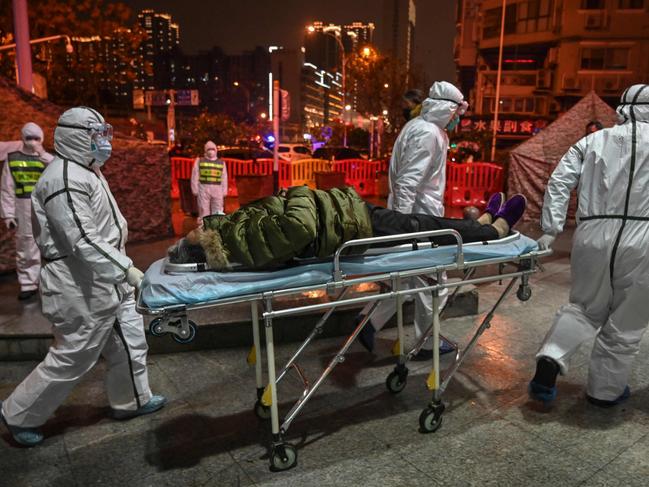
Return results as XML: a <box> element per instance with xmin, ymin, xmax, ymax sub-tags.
<box><xmin>65</xmin><ymin>28</ymin><xmax>138</xmax><ymax>106</ymax></box>
<box><xmin>455</xmin><ymin>0</ymin><xmax>649</xmax><ymax>130</ymax></box>
<box><xmin>136</xmin><ymin>9</ymin><xmax>181</xmax><ymax>90</ymax></box>
<box><xmin>380</xmin><ymin>0</ymin><xmax>416</xmax><ymax>71</ymax></box>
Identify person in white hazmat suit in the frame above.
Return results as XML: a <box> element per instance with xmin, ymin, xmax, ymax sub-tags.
<box><xmin>191</xmin><ymin>140</ymin><xmax>228</xmax><ymax>222</ymax></box>
<box><xmin>0</xmin><ymin>123</ymin><xmax>54</xmax><ymax>300</ymax></box>
<box><xmin>357</xmin><ymin>81</ymin><xmax>469</xmax><ymax>360</ymax></box>
<box><xmin>0</xmin><ymin>107</ymin><xmax>166</xmax><ymax>447</ymax></box>
<box><xmin>529</xmin><ymin>84</ymin><xmax>649</xmax><ymax>407</ymax></box>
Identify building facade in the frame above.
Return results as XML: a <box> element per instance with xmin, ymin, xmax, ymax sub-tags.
<box><xmin>380</xmin><ymin>0</ymin><xmax>417</xmax><ymax>72</ymax></box>
<box><xmin>456</xmin><ymin>0</ymin><xmax>649</xmax><ymax>129</ymax></box>
<box><xmin>136</xmin><ymin>9</ymin><xmax>180</xmax><ymax>90</ymax></box>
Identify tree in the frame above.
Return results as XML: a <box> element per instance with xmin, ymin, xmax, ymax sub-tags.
<box><xmin>183</xmin><ymin>112</ymin><xmax>255</xmax><ymax>156</ymax></box>
<box><xmin>345</xmin><ymin>49</ymin><xmax>425</xmax><ymax>151</ymax></box>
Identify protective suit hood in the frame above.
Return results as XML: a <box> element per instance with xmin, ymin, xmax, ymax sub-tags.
<box><xmin>616</xmin><ymin>84</ymin><xmax>649</xmax><ymax>124</ymax></box>
<box><xmin>420</xmin><ymin>81</ymin><xmax>468</xmax><ymax>129</ymax></box>
<box><xmin>54</xmin><ymin>107</ymin><xmax>106</xmax><ymax>167</ymax></box>
<box><xmin>21</xmin><ymin>122</ymin><xmax>44</xmax><ymax>143</ymax></box>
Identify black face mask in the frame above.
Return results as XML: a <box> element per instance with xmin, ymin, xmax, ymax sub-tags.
<box><xmin>403</xmin><ymin>108</ymin><xmax>411</xmax><ymax>121</ymax></box>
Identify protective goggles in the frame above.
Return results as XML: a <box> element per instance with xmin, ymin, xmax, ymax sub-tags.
<box><xmin>57</xmin><ymin>121</ymin><xmax>113</xmax><ymax>141</ymax></box>
<box><xmin>24</xmin><ymin>135</ymin><xmax>42</xmax><ymax>141</ymax></box>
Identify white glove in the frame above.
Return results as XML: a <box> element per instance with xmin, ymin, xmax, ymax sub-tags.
<box><xmin>4</xmin><ymin>218</ymin><xmax>17</xmax><ymax>230</ymax></box>
<box><xmin>537</xmin><ymin>234</ymin><xmax>556</xmax><ymax>250</ymax></box>
<box><xmin>126</xmin><ymin>266</ymin><xmax>145</xmax><ymax>290</ymax></box>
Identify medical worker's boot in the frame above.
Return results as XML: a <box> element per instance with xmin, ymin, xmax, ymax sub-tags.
<box><xmin>586</xmin><ymin>386</ymin><xmax>631</xmax><ymax>408</ymax></box>
<box><xmin>112</xmin><ymin>394</ymin><xmax>167</xmax><ymax>420</ymax></box>
<box><xmin>0</xmin><ymin>401</ymin><xmax>44</xmax><ymax>447</ymax></box>
<box><xmin>528</xmin><ymin>357</ymin><xmax>559</xmax><ymax>403</ymax></box>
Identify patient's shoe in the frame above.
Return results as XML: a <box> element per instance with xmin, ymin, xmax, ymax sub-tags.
<box><xmin>485</xmin><ymin>192</ymin><xmax>505</xmax><ymax>219</ymax></box>
<box><xmin>586</xmin><ymin>386</ymin><xmax>630</xmax><ymax>408</ymax></box>
<box><xmin>0</xmin><ymin>401</ymin><xmax>44</xmax><ymax>447</ymax></box>
<box><xmin>495</xmin><ymin>194</ymin><xmax>527</xmax><ymax>229</ymax></box>
<box><xmin>112</xmin><ymin>394</ymin><xmax>167</xmax><ymax>420</ymax></box>
<box><xmin>358</xmin><ymin>318</ymin><xmax>375</xmax><ymax>353</ymax></box>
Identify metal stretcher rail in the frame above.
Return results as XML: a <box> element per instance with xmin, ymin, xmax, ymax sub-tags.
<box><xmin>136</xmin><ymin>229</ymin><xmax>551</xmax><ymax>471</ymax></box>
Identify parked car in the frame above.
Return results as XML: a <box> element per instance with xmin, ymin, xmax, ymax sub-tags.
<box><xmin>218</xmin><ymin>147</ymin><xmax>289</xmax><ymax>161</ymax></box>
<box><xmin>312</xmin><ymin>147</ymin><xmax>362</xmax><ymax>161</ymax></box>
<box><xmin>277</xmin><ymin>143</ymin><xmax>312</xmax><ymax>162</ymax></box>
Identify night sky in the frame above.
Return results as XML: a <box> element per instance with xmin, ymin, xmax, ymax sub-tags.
<box><xmin>121</xmin><ymin>0</ymin><xmax>457</xmax><ymax>84</ymax></box>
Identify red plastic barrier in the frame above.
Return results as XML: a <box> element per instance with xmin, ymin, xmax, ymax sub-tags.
<box><xmin>332</xmin><ymin>159</ymin><xmax>381</xmax><ymax>196</ymax></box>
<box><xmin>170</xmin><ymin>157</ymin><xmax>194</xmax><ymax>198</ymax></box>
<box><xmin>445</xmin><ymin>162</ymin><xmax>504</xmax><ymax>210</ymax></box>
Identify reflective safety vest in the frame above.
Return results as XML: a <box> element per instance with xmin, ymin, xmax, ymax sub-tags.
<box><xmin>7</xmin><ymin>151</ymin><xmax>46</xmax><ymax>198</ymax></box>
<box><xmin>198</xmin><ymin>158</ymin><xmax>224</xmax><ymax>184</ymax></box>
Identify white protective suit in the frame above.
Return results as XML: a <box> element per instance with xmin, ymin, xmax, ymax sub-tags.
<box><xmin>0</xmin><ymin>123</ymin><xmax>54</xmax><ymax>293</ymax></box>
<box><xmin>536</xmin><ymin>84</ymin><xmax>649</xmax><ymax>401</ymax></box>
<box><xmin>191</xmin><ymin>140</ymin><xmax>228</xmax><ymax>219</ymax></box>
<box><xmin>369</xmin><ymin>81</ymin><xmax>468</xmax><ymax>349</ymax></box>
<box><xmin>1</xmin><ymin>107</ymin><xmax>152</xmax><ymax>428</ymax></box>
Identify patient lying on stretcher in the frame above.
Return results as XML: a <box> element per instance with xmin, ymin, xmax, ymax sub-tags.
<box><xmin>167</xmin><ymin>186</ymin><xmax>526</xmax><ymax>271</ymax></box>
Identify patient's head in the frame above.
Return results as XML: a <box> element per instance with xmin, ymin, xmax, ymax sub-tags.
<box><xmin>167</xmin><ymin>228</ymin><xmax>230</xmax><ymax>270</ymax></box>
<box><xmin>167</xmin><ymin>237</ymin><xmax>207</xmax><ymax>264</ymax></box>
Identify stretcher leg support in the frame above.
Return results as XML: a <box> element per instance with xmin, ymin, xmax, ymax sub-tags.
<box><xmin>386</xmin><ymin>275</ymin><xmax>409</xmax><ymax>394</ymax></box>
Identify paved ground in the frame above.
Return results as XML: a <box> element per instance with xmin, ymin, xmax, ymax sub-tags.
<box><xmin>3</xmin><ymin>234</ymin><xmax>649</xmax><ymax>486</ymax></box>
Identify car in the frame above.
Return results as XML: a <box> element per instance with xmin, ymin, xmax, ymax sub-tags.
<box><xmin>218</xmin><ymin>147</ymin><xmax>289</xmax><ymax>161</ymax></box>
<box><xmin>277</xmin><ymin>143</ymin><xmax>312</xmax><ymax>162</ymax></box>
<box><xmin>312</xmin><ymin>147</ymin><xmax>362</xmax><ymax>161</ymax></box>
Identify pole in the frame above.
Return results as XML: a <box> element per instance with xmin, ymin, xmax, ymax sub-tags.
<box><xmin>12</xmin><ymin>0</ymin><xmax>33</xmax><ymax>93</ymax></box>
<box><xmin>342</xmin><ymin>47</ymin><xmax>347</xmax><ymax>147</ymax></box>
<box><xmin>272</xmin><ymin>80</ymin><xmax>280</xmax><ymax>192</ymax></box>
<box><xmin>490</xmin><ymin>0</ymin><xmax>507</xmax><ymax>162</ymax></box>
<box><xmin>167</xmin><ymin>89</ymin><xmax>176</xmax><ymax>148</ymax></box>
<box><xmin>369</xmin><ymin>118</ymin><xmax>375</xmax><ymax>159</ymax></box>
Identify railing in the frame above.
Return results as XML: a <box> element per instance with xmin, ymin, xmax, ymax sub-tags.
<box><xmin>445</xmin><ymin>162</ymin><xmax>504</xmax><ymax>210</ymax></box>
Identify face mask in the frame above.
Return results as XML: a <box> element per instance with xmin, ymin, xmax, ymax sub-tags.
<box><xmin>403</xmin><ymin>108</ymin><xmax>412</xmax><ymax>122</ymax></box>
<box><xmin>23</xmin><ymin>139</ymin><xmax>41</xmax><ymax>152</ymax></box>
<box><xmin>206</xmin><ymin>149</ymin><xmax>217</xmax><ymax>159</ymax></box>
<box><xmin>446</xmin><ymin>115</ymin><xmax>460</xmax><ymax>132</ymax></box>
<box><xmin>90</xmin><ymin>135</ymin><xmax>112</xmax><ymax>166</ymax></box>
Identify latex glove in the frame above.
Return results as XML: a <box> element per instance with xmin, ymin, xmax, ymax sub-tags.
<box><xmin>537</xmin><ymin>234</ymin><xmax>556</xmax><ymax>250</ymax></box>
<box><xmin>4</xmin><ymin>218</ymin><xmax>17</xmax><ymax>230</ymax></box>
<box><xmin>126</xmin><ymin>266</ymin><xmax>145</xmax><ymax>290</ymax></box>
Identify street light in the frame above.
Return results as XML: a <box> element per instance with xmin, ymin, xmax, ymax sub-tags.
<box><xmin>383</xmin><ymin>83</ymin><xmax>389</xmax><ymax>89</ymax></box>
<box><xmin>0</xmin><ymin>34</ymin><xmax>74</xmax><ymax>53</ymax></box>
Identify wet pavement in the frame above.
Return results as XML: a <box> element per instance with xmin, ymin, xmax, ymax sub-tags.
<box><xmin>3</xmin><ymin>222</ymin><xmax>649</xmax><ymax>486</ymax></box>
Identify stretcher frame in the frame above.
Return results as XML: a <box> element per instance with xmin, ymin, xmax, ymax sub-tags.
<box><xmin>136</xmin><ymin>229</ymin><xmax>550</xmax><ymax>471</ymax></box>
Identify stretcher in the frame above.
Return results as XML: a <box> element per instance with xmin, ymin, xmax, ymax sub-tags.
<box><xmin>136</xmin><ymin>230</ymin><xmax>550</xmax><ymax>471</ymax></box>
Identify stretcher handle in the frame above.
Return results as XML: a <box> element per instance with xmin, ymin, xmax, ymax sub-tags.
<box><xmin>332</xmin><ymin>229</ymin><xmax>464</xmax><ymax>280</ymax></box>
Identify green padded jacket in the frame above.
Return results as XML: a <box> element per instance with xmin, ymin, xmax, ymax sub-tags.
<box><xmin>201</xmin><ymin>186</ymin><xmax>372</xmax><ymax>269</ymax></box>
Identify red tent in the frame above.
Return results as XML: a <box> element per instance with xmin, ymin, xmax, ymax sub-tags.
<box><xmin>508</xmin><ymin>91</ymin><xmax>618</xmax><ymax>221</ymax></box>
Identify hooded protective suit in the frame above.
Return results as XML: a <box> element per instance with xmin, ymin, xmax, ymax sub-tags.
<box><xmin>191</xmin><ymin>140</ymin><xmax>228</xmax><ymax>219</ymax></box>
<box><xmin>369</xmin><ymin>82</ymin><xmax>467</xmax><ymax>349</ymax></box>
<box><xmin>1</xmin><ymin>107</ymin><xmax>152</xmax><ymax>428</ymax></box>
<box><xmin>0</xmin><ymin>123</ymin><xmax>54</xmax><ymax>293</ymax></box>
<box><xmin>536</xmin><ymin>84</ymin><xmax>649</xmax><ymax>401</ymax></box>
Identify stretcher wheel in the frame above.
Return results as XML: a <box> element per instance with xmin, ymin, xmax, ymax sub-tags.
<box><xmin>517</xmin><ymin>286</ymin><xmax>532</xmax><ymax>301</ymax></box>
<box><xmin>148</xmin><ymin>318</ymin><xmax>166</xmax><ymax>337</ymax></box>
<box><xmin>419</xmin><ymin>403</ymin><xmax>445</xmax><ymax>434</ymax></box>
<box><xmin>386</xmin><ymin>370</ymin><xmax>408</xmax><ymax>394</ymax></box>
<box><xmin>270</xmin><ymin>443</ymin><xmax>297</xmax><ymax>472</ymax></box>
<box><xmin>254</xmin><ymin>399</ymin><xmax>271</xmax><ymax>420</ymax></box>
<box><xmin>172</xmin><ymin>321</ymin><xmax>197</xmax><ymax>344</ymax></box>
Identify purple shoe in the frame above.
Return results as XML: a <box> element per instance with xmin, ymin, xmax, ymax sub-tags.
<box><xmin>485</xmin><ymin>192</ymin><xmax>505</xmax><ymax>218</ymax></box>
<box><xmin>495</xmin><ymin>194</ymin><xmax>527</xmax><ymax>228</ymax></box>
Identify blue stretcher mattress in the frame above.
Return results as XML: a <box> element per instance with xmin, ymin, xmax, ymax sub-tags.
<box><xmin>141</xmin><ymin>235</ymin><xmax>538</xmax><ymax>309</ymax></box>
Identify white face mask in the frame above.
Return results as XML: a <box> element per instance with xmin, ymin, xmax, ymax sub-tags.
<box><xmin>23</xmin><ymin>139</ymin><xmax>41</xmax><ymax>153</ymax></box>
<box><xmin>206</xmin><ymin>149</ymin><xmax>217</xmax><ymax>159</ymax></box>
<box><xmin>90</xmin><ymin>135</ymin><xmax>112</xmax><ymax>166</ymax></box>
